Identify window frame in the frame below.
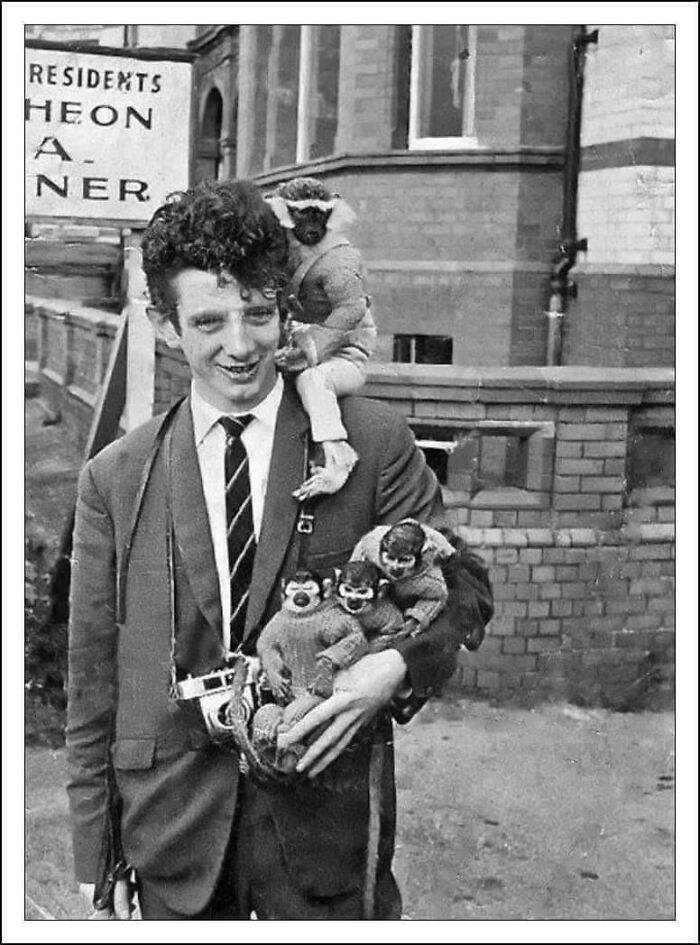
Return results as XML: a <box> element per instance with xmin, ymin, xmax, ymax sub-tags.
<box><xmin>408</xmin><ymin>24</ymin><xmax>478</xmax><ymax>151</ymax></box>
<box><xmin>392</xmin><ymin>333</ymin><xmax>454</xmax><ymax>365</ymax></box>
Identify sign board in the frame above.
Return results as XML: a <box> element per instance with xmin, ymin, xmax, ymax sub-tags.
<box><xmin>25</xmin><ymin>43</ymin><xmax>193</xmax><ymax>223</ymax></box>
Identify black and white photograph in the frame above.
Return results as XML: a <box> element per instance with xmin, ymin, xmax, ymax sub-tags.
<box><xmin>6</xmin><ymin>3</ymin><xmax>697</xmax><ymax>940</ymax></box>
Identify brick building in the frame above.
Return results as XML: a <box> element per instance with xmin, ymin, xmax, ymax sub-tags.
<box><xmin>187</xmin><ymin>23</ymin><xmax>674</xmax><ymax>369</ymax></box>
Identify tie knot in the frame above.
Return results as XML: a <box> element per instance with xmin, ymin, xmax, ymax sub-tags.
<box><xmin>219</xmin><ymin>415</ymin><xmax>255</xmax><ymax>440</ymax></box>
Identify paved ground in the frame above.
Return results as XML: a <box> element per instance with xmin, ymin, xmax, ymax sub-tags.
<box><xmin>394</xmin><ymin>697</ymin><xmax>674</xmax><ymax>921</ymax></box>
<box><xmin>24</xmin><ymin>700</ymin><xmax>674</xmax><ymax>922</ymax></box>
<box><xmin>23</xmin><ymin>388</ymin><xmax>677</xmax><ymax>925</ymax></box>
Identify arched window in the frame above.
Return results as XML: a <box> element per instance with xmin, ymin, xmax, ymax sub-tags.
<box><xmin>197</xmin><ymin>87</ymin><xmax>223</xmax><ymax>182</ymax></box>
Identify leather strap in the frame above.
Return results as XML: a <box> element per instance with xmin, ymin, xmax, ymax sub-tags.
<box><xmin>289</xmin><ymin>236</ymin><xmax>351</xmax><ymax>299</ymax></box>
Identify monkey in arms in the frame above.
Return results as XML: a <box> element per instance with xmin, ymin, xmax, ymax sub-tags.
<box><xmin>252</xmin><ymin>570</ymin><xmax>368</xmax><ymax>775</ymax></box>
<box><xmin>335</xmin><ymin>559</ymin><xmax>406</xmax><ymax>654</ymax></box>
<box><xmin>351</xmin><ymin>519</ymin><xmax>456</xmax><ymax>638</ymax></box>
<box><xmin>266</xmin><ymin>177</ymin><xmax>376</xmax><ymax>500</ymax></box>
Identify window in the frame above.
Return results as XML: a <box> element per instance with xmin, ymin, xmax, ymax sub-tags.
<box><xmin>409</xmin><ymin>25</ymin><xmax>477</xmax><ymax>149</ymax></box>
<box><xmin>249</xmin><ymin>25</ymin><xmax>340</xmax><ymax>174</ymax></box>
<box><xmin>393</xmin><ymin>334</ymin><xmax>454</xmax><ymax>365</ymax></box>
<box><xmin>197</xmin><ymin>88</ymin><xmax>223</xmax><ymax>183</ymax></box>
<box><xmin>410</xmin><ymin>421</ymin><xmax>555</xmax><ymax>502</ymax></box>
<box><xmin>627</xmin><ymin>427</ymin><xmax>675</xmax><ymax>490</ymax></box>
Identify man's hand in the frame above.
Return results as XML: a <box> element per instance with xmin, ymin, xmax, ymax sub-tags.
<box><xmin>79</xmin><ymin>880</ymin><xmax>133</xmax><ymax>920</ymax></box>
<box><xmin>276</xmin><ymin>649</ymin><xmax>407</xmax><ymax>778</ymax></box>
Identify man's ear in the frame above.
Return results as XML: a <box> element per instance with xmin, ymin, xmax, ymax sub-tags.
<box><xmin>146</xmin><ymin>306</ymin><xmax>181</xmax><ymax>349</ymax></box>
<box><xmin>265</xmin><ymin>195</ymin><xmax>295</xmax><ymax>229</ymax></box>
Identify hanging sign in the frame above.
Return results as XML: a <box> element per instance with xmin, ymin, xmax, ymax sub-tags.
<box><xmin>25</xmin><ymin>42</ymin><xmax>193</xmax><ymax>222</ymax></box>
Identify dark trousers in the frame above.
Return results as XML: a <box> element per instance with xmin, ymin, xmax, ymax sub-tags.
<box><xmin>137</xmin><ymin>776</ymin><xmax>402</xmax><ymax>920</ymax></box>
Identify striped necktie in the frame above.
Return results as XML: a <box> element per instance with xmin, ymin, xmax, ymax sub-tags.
<box><xmin>219</xmin><ymin>415</ymin><xmax>256</xmax><ymax>648</ymax></box>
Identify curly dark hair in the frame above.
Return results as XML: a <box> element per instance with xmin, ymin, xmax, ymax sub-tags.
<box><xmin>140</xmin><ymin>179</ymin><xmax>290</xmax><ymax>326</ymax></box>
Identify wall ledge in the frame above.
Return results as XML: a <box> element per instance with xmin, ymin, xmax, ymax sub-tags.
<box><xmin>459</xmin><ymin>524</ymin><xmax>675</xmax><ymax>548</ymax></box>
<box><xmin>249</xmin><ymin>147</ymin><xmax>565</xmax><ymax>186</ymax></box>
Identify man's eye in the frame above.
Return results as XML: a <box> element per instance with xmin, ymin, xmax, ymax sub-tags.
<box><xmin>194</xmin><ymin>315</ymin><xmax>223</xmax><ymax>331</ymax></box>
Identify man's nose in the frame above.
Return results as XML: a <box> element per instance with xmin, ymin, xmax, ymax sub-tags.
<box><xmin>221</xmin><ymin>314</ymin><xmax>254</xmax><ymax>359</ymax></box>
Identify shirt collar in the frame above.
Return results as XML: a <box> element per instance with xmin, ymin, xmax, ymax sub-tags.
<box><xmin>190</xmin><ymin>374</ymin><xmax>284</xmax><ymax>447</ymax></box>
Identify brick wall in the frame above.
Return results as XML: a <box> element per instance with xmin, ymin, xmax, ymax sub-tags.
<box><xmin>336</xmin><ymin>25</ymin><xmax>396</xmax><ymax>152</ymax></box>
<box><xmin>570</xmin><ymin>25</ymin><xmax>675</xmax><ymax>368</ymax></box>
<box><xmin>577</xmin><ymin>165</ymin><xmax>674</xmax><ymax>267</ymax></box>
<box><xmin>455</xmin><ymin>525</ymin><xmax>674</xmax><ymax>708</ymax></box>
<box><xmin>580</xmin><ymin>26</ymin><xmax>674</xmax><ymax>147</ymax></box>
<box><xmin>365</xmin><ymin>365</ymin><xmax>675</xmax><ymax>708</ymax></box>
<box><xmin>565</xmin><ymin>268</ymin><xmax>675</xmax><ymax>368</ymax></box>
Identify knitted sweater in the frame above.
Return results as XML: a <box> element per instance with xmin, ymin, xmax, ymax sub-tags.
<box><xmin>256</xmin><ymin>600</ymin><xmax>367</xmax><ymax>696</ymax></box>
<box><xmin>287</xmin><ymin>235</ymin><xmax>376</xmax><ymax>361</ymax></box>
<box><xmin>351</xmin><ymin>522</ymin><xmax>454</xmax><ymax>631</ymax></box>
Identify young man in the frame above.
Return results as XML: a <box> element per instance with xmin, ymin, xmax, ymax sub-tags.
<box><xmin>66</xmin><ymin>180</ymin><xmax>484</xmax><ymax>920</ymax></box>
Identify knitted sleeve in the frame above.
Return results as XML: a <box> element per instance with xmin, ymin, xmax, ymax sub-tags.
<box><xmin>402</xmin><ymin>567</ymin><xmax>449</xmax><ymax>630</ymax></box>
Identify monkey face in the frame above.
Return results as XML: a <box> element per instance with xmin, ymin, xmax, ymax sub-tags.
<box><xmin>288</xmin><ymin>206</ymin><xmax>332</xmax><ymax>245</ymax></box>
<box><xmin>281</xmin><ymin>575</ymin><xmax>324</xmax><ymax>613</ymax></box>
<box><xmin>379</xmin><ymin>551</ymin><xmax>417</xmax><ymax>581</ymax></box>
<box><xmin>337</xmin><ymin>582</ymin><xmax>376</xmax><ymax>615</ymax></box>
<box><xmin>335</xmin><ymin>561</ymin><xmax>381</xmax><ymax>615</ymax></box>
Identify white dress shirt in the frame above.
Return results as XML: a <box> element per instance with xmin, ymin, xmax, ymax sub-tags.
<box><xmin>190</xmin><ymin>376</ymin><xmax>284</xmax><ymax>648</ymax></box>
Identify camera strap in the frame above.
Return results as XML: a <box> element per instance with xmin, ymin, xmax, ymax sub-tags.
<box><xmin>289</xmin><ymin>433</ymin><xmax>316</xmax><ymax>574</ymax></box>
<box><xmin>116</xmin><ymin>397</ymin><xmax>184</xmax><ymax>692</ymax></box>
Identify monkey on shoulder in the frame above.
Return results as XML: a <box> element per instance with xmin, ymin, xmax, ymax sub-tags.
<box><xmin>266</xmin><ymin>177</ymin><xmax>376</xmax><ymax>501</ymax></box>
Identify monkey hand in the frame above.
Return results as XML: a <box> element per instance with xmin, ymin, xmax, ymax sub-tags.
<box><xmin>261</xmin><ymin>650</ymin><xmax>293</xmax><ymax>703</ymax></box>
<box><xmin>310</xmin><ymin>656</ymin><xmax>335</xmax><ymax>698</ymax></box>
<box><xmin>401</xmin><ymin>617</ymin><xmax>423</xmax><ymax>639</ymax></box>
<box><xmin>293</xmin><ymin>441</ymin><xmax>358</xmax><ymax>501</ymax></box>
<box><xmin>275</xmin><ymin>343</ymin><xmax>310</xmax><ymax>375</ymax></box>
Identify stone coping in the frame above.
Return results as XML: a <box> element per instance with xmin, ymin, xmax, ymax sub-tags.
<box><xmin>27</xmin><ymin>296</ymin><xmax>121</xmax><ymax>329</ymax></box>
<box><xmin>366</xmin><ymin>363</ymin><xmax>675</xmax><ymax>390</ymax></box>
<box><xmin>459</xmin><ymin>523</ymin><xmax>675</xmax><ymax>548</ymax></box>
<box><xmin>251</xmin><ymin>146</ymin><xmax>565</xmax><ymax>186</ymax></box>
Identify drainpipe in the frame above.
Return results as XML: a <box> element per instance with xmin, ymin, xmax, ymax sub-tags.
<box><xmin>546</xmin><ymin>26</ymin><xmax>598</xmax><ymax>366</ymax></box>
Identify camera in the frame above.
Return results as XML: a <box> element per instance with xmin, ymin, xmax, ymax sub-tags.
<box><xmin>174</xmin><ymin>656</ymin><xmax>260</xmax><ymax>746</ymax></box>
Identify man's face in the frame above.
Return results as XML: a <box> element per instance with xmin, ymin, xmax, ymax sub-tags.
<box><xmin>162</xmin><ymin>268</ymin><xmax>281</xmax><ymax>413</ymax></box>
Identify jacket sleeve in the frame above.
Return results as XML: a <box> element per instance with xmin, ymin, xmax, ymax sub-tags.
<box><xmin>372</xmin><ymin>416</ymin><xmax>493</xmax><ymax>717</ymax></box>
<box><xmin>65</xmin><ymin>460</ymin><xmax>119</xmax><ymax>884</ymax></box>
<box><xmin>372</xmin><ymin>418</ymin><xmax>462</xmax><ymax>700</ymax></box>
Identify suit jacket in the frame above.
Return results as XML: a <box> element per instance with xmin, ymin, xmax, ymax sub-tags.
<box><xmin>66</xmin><ymin>382</ymin><xmax>463</xmax><ymax>914</ymax></box>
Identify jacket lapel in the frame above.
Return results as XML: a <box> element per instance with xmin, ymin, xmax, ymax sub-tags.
<box><xmin>244</xmin><ymin>383</ymin><xmax>309</xmax><ymax>640</ymax></box>
<box><xmin>169</xmin><ymin>398</ymin><xmax>223</xmax><ymax>636</ymax></box>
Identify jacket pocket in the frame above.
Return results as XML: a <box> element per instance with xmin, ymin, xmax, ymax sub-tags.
<box><xmin>111</xmin><ymin>737</ymin><xmax>156</xmax><ymax>770</ymax></box>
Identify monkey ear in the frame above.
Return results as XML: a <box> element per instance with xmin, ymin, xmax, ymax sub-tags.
<box><xmin>326</xmin><ymin>198</ymin><xmax>357</xmax><ymax>231</ymax></box>
<box><xmin>378</xmin><ymin>578</ymin><xmax>390</xmax><ymax>599</ymax></box>
<box><xmin>265</xmin><ymin>194</ymin><xmax>295</xmax><ymax>228</ymax></box>
<box><xmin>322</xmin><ymin>577</ymin><xmax>334</xmax><ymax>600</ymax></box>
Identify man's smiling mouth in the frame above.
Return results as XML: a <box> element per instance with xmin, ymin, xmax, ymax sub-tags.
<box><xmin>216</xmin><ymin>360</ymin><xmax>260</xmax><ymax>381</ymax></box>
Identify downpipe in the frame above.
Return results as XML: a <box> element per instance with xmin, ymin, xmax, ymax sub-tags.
<box><xmin>545</xmin><ymin>27</ymin><xmax>598</xmax><ymax>365</ymax></box>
